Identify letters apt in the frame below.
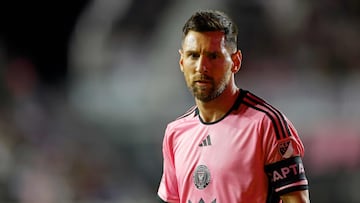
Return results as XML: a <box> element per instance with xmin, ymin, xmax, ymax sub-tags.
<box><xmin>271</xmin><ymin>163</ymin><xmax>305</xmax><ymax>182</ymax></box>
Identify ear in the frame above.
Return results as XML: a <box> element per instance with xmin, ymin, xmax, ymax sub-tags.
<box><xmin>179</xmin><ymin>49</ymin><xmax>184</xmax><ymax>72</ymax></box>
<box><xmin>231</xmin><ymin>50</ymin><xmax>242</xmax><ymax>73</ymax></box>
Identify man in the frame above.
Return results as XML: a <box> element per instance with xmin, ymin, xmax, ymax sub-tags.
<box><xmin>157</xmin><ymin>10</ymin><xmax>310</xmax><ymax>203</ymax></box>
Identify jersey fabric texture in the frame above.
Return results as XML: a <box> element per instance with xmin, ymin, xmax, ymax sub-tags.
<box><xmin>158</xmin><ymin>89</ymin><xmax>308</xmax><ymax>203</ymax></box>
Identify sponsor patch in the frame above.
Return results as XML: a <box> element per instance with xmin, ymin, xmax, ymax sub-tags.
<box><xmin>193</xmin><ymin>165</ymin><xmax>211</xmax><ymax>190</ymax></box>
<box><xmin>278</xmin><ymin>140</ymin><xmax>294</xmax><ymax>158</ymax></box>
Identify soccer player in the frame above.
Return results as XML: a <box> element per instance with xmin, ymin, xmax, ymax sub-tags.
<box><xmin>157</xmin><ymin>10</ymin><xmax>310</xmax><ymax>203</ymax></box>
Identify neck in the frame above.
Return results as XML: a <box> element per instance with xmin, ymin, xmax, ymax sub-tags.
<box><xmin>196</xmin><ymin>85</ymin><xmax>240</xmax><ymax>123</ymax></box>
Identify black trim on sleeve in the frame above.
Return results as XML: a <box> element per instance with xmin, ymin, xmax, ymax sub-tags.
<box><xmin>242</xmin><ymin>100</ymin><xmax>282</xmax><ymax>140</ymax></box>
<box><xmin>277</xmin><ymin>185</ymin><xmax>309</xmax><ymax>196</ymax></box>
<box><xmin>246</xmin><ymin>92</ymin><xmax>292</xmax><ymax>139</ymax></box>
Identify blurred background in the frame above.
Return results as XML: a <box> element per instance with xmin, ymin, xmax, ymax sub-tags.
<box><xmin>0</xmin><ymin>0</ymin><xmax>359</xmax><ymax>202</ymax></box>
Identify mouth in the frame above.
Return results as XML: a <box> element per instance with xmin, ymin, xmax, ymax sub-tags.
<box><xmin>194</xmin><ymin>75</ymin><xmax>213</xmax><ymax>84</ymax></box>
<box><xmin>193</xmin><ymin>80</ymin><xmax>213</xmax><ymax>88</ymax></box>
<box><xmin>195</xmin><ymin>80</ymin><xmax>211</xmax><ymax>84</ymax></box>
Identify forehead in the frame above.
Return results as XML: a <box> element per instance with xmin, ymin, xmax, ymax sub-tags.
<box><xmin>182</xmin><ymin>31</ymin><xmax>226</xmax><ymax>51</ymax></box>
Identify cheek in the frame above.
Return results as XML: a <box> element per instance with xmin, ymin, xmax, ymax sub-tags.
<box><xmin>213</xmin><ymin>61</ymin><xmax>230</xmax><ymax>74</ymax></box>
<box><xmin>215</xmin><ymin>64</ymin><xmax>233</xmax><ymax>82</ymax></box>
<box><xmin>181</xmin><ymin>61</ymin><xmax>195</xmax><ymax>76</ymax></box>
<box><xmin>182</xmin><ymin>59</ymin><xmax>195</xmax><ymax>68</ymax></box>
<box><xmin>183</xmin><ymin>72</ymin><xmax>193</xmax><ymax>86</ymax></box>
<box><xmin>185</xmin><ymin>69</ymin><xmax>194</xmax><ymax>79</ymax></box>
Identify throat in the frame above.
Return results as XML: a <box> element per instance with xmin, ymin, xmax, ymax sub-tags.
<box><xmin>198</xmin><ymin>110</ymin><xmax>227</xmax><ymax>123</ymax></box>
<box><xmin>196</xmin><ymin>88</ymin><xmax>240</xmax><ymax>123</ymax></box>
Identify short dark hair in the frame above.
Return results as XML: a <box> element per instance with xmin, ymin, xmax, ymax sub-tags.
<box><xmin>182</xmin><ymin>10</ymin><xmax>238</xmax><ymax>52</ymax></box>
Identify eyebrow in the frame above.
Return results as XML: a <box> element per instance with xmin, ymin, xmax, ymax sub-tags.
<box><xmin>183</xmin><ymin>50</ymin><xmax>220</xmax><ymax>55</ymax></box>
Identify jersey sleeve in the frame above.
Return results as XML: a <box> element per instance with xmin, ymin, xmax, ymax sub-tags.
<box><xmin>157</xmin><ymin>125</ymin><xmax>180</xmax><ymax>203</ymax></box>
<box><xmin>262</xmin><ymin>113</ymin><xmax>309</xmax><ymax>196</ymax></box>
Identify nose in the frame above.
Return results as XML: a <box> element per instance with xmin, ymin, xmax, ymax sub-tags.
<box><xmin>195</xmin><ymin>55</ymin><xmax>208</xmax><ymax>73</ymax></box>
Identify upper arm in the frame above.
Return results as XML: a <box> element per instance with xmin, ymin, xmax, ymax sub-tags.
<box><xmin>261</xmin><ymin>111</ymin><xmax>309</xmax><ymax>199</ymax></box>
<box><xmin>281</xmin><ymin>190</ymin><xmax>310</xmax><ymax>203</ymax></box>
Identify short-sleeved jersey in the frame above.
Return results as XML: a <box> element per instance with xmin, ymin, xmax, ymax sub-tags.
<box><xmin>158</xmin><ymin>90</ymin><xmax>308</xmax><ymax>203</ymax></box>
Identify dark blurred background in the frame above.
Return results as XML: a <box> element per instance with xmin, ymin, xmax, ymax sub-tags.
<box><xmin>0</xmin><ymin>0</ymin><xmax>359</xmax><ymax>202</ymax></box>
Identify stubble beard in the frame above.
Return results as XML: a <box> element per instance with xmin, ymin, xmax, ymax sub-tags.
<box><xmin>190</xmin><ymin>79</ymin><xmax>227</xmax><ymax>103</ymax></box>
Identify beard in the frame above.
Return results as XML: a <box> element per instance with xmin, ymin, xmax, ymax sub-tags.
<box><xmin>189</xmin><ymin>75</ymin><xmax>227</xmax><ymax>102</ymax></box>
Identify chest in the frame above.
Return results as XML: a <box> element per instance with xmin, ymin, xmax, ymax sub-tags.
<box><xmin>173</xmin><ymin>122</ymin><xmax>264</xmax><ymax>180</ymax></box>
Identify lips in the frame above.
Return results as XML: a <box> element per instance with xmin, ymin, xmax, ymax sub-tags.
<box><xmin>194</xmin><ymin>75</ymin><xmax>212</xmax><ymax>83</ymax></box>
<box><xmin>194</xmin><ymin>79</ymin><xmax>213</xmax><ymax>89</ymax></box>
<box><xmin>195</xmin><ymin>80</ymin><xmax>211</xmax><ymax>84</ymax></box>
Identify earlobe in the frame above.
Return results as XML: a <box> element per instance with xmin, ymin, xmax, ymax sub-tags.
<box><xmin>179</xmin><ymin>59</ymin><xmax>184</xmax><ymax>72</ymax></box>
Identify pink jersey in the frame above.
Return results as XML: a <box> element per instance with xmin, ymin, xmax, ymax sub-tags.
<box><xmin>158</xmin><ymin>90</ymin><xmax>308</xmax><ymax>203</ymax></box>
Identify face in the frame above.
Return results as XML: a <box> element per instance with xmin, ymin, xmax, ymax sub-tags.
<box><xmin>179</xmin><ymin>31</ymin><xmax>240</xmax><ymax>102</ymax></box>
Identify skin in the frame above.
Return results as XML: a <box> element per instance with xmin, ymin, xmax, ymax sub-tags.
<box><xmin>179</xmin><ymin>30</ymin><xmax>242</xmax><ymax>123</ymax></box>
<box><xmin>179</xmin><ymin>30</ymin><xmax>310</xmax><ymax>203</ymax></box>
<box><xmin>281</xmin><ymin>190</ymin><xmax>310</xmax><ymax>203</ymax></box>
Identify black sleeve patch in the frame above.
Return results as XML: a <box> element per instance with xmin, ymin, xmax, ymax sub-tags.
<box><xmin>265</xmin><ymin>156</ymin><xmax>307</xmax><ymax>192</ymax></box>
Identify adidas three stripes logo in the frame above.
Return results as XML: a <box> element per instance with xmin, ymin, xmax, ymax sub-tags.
<box><xmin>199</xmin><ymin>135</ymin><xmax>212</xmax><ymax>147</ymax></box>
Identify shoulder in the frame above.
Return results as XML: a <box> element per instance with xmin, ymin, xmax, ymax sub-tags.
<box><xmin>240</xmin><ymin>90</ymin><xmax>286</xmax><ymax>123</ymax></box>
<box><xmin>162</xmin><ymin>105</ymin><xmax>199</xmax><ymax>148</ymax></box>
<box><xmin>236</xmin><ymin>90</ymin><xmax>278</xmax><ymax>123</ymax></box>
<box><xmin>175</xmin><ymin>105</ymin><xmax>198</xmax><ymax>121</ymax></box>
<box><xmin>240</xmin><ymin>90</ymin><xmax>295</xmax><ymax>140</ymax></box>
<box><xmin>240</xmin><ymin>90</ymin><xmax>280</xmax><ymax>115</ymax></box>
<box><xmin>165</xmin><ymin>105</ymin><xmax>198</xmax><ymax>133</ymax></box>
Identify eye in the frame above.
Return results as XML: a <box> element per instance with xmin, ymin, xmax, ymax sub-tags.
<box><xmin>187</xmin><ymin>52</ymin><xmax>200</xmax><ymax>59</ymax></box>
<box><xmin>208</xmin><ymin>53</ymin><xmax>218</xmax><ymax>59</ymax></box>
